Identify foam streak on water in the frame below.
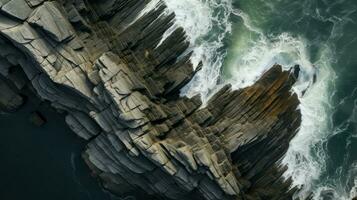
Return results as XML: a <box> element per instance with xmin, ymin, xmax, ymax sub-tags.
<box><xmin>163</xmin><ymin>0</ymin><xmax>234</xmax><ymax>100</ymax></box>
<box><xmin>157</xmin><ymin>0</ymin><xmax>355</xmax><ymax>199</ymax></box>
<box><xmin>227</xmin><ymin>9</ymin><xmax>337</xmax><ymax>199</ymax></box>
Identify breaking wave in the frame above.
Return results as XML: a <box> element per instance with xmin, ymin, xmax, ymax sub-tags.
<box><xmin>157</xmin><ymin>0</ymin><xmax>356</xmax><ymax>199</ymax></box>
<box><xmin>163</xmin><ymin>0</ymin><xmax>234</xmax><ymax>99</ymax></box>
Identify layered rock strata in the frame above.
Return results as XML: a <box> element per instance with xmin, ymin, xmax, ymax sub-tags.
<box><xmin>0</xmin><ymin>0</ymin><xmax>303</xmax><ymax>199</ymax></box>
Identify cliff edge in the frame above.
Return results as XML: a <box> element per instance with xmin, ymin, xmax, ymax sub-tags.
<box><xmin>0</xmin><ymin>0</ymin><xmax>303</xmax><ymax>199</ymax></box>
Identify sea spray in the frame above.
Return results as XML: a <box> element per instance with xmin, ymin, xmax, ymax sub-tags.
<box><xmin>163</xmin><ymin>0</ymin><xmax>234</xmax><ymax>100</ymax></box>
<box><xmin>155</xmin><ymin>0</ymin><xmax>354</xmax><ymax>199</ymax></box>
<box><xmin>283</xmin><ymin>47</ymin><xmax>336</xmax><ymax>199</ymax></box>
<box><xmin>226</xmin><ymin>10</ymin><xmax>336</xmax><ymax>198</ymax></box>
<box><xmin>349</xmin><ymin>172</ymin><xmax>357</xmax><ymax>200</ymax></box>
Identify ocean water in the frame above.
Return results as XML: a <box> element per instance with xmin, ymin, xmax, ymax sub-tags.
<box><xmin>0</xmin><ymin>1</ymin><xmax>356</xmax><ymax>200</ymax></box>
<box><xmin>164</xmin><ymin>0</ymin><xmax>357</xmax><ymax>199</ymax></box>
<box><xmin>0</xmin><ymin>97</ymin><xmax>121</xmax><ymax>200</ymax></box>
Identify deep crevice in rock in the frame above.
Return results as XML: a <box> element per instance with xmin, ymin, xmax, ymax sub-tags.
<box><xmin>0</xmin><ymin>1</ymin><xmax>308</xmax><ymax>199</ymax></box>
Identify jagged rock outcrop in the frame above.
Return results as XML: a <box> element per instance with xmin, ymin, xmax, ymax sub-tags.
<box><xmin>0</xmin><ymin>0</ymin><xmax>303</xmax><ymax>199</ymax></box>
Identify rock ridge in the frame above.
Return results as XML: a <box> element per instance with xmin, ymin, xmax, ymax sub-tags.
<box><xmin>0</xmin><ymin>0</ymin><xmax>304</xmax><ymax>199</ymax></box>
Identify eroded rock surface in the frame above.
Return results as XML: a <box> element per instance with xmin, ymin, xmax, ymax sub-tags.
<box><xmin>0</xmin><ymin>0</ymin><xmax>303</xmax><ymax>199</ymax></box>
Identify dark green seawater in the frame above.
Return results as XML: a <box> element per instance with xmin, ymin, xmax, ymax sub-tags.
<box><xmin>166</xmin><ymin>0</ymin><xmax>357</xmax><ymax>199</ymax></box>
<box><xmin>0</xmin><ymin>97</ymin><xmax>121</xmax><ymax>200</ymax></box>
<box><xmin>0</xmin><ymin>0</ymin><xmax>356</xmax><ymax>199</ymax></box>
<box><xmin>226</xmin><ymin>1</ymin><xmax>357</xmax><ymax>199</ymax></box>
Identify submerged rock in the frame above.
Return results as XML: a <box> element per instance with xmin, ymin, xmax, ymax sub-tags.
<box><xmin>29</xmin><ymin>111</ymin><xmax>46</xmax><ymax>126</ymax></box>
<box><xmin>0</xmin><ymin>77</ymin><xmax>23</xmax><ymax>112</ymax></box>
<box><xmin>0</xmin><ymin>0</ymin><xmax>304</xmax><ymax>199</ymax></box>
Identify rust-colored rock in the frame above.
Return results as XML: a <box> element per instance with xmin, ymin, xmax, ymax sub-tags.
<box><xmin>0</xmin><ymin>0</ymin><xmax>303</xmax><ymax>199</ymax></box>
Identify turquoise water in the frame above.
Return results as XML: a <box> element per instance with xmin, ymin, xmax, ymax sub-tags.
<box><xmin>165</xmin><ymin>0</ymin><xmax>357</xmax><ymax>199</ymax></box>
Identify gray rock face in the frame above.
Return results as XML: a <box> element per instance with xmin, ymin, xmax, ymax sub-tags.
<box><xmin>1</xmin><ymin>0</ymin><xmax>32</xmax><ymax>20</ymax></box>
<box><xmin>26</xmin><ymin>0</ymin><xmax>44</xmax><ymax>7</ymax></box>
<box><xmin>0</xmin><ymin>0</ymin><xmax>305</xmax><ymax>200</ymax></box>
<box><xmin>28</xmin><ymin>2</ymin><xmax>74</xmax><ymax>42</ymax></box>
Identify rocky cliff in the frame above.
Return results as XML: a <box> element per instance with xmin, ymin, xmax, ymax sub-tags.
<box><xmin>0</xmin><ymin>0</ymin><xmax>303</xmax><ymax>199</ymax></box>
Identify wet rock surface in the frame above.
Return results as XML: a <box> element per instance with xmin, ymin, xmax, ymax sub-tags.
<box><xmin>0</xmin><ymin>0</ymin><xmax>304</xmax><ymax>199</ymax></box>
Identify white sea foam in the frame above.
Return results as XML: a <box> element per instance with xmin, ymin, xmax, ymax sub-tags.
<box><xmin>160</xmin><ymin>1</ymin><xmax>352</xmax><ymax>199</ymax></box>
<box><xmin>349</xmin><ymin>177</ymin><xmax>357</xmax><ymax>200</ymax></box>
<box><xmin>163</xmin><ymin>0</ymin><xmax>234</xmax><ymax>100</ymax></box>
<box><xmin>312</xmin><ymin>162</ymin><xmax>357</xmax><ymax>200</ymax></box>
<box><xmin>345</xmin><ymin>163</ymin><xmax>357</xmax><ymax>200</ymax></box>
<box><xmin>226</xmin><ymin>9</ymin><xmax>336</xmax><ymax>198</ymax></box>
<box><xmin>284</xmin><ymin>47</ymin><xmax>336</xmax><ymax>199</ymax></box>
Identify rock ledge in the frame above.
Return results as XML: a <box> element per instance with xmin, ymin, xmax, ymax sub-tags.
<box><xmin>0</xmin><ymin>1</ymin><xmax>303</xmax><ymax>199</ymax></box>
